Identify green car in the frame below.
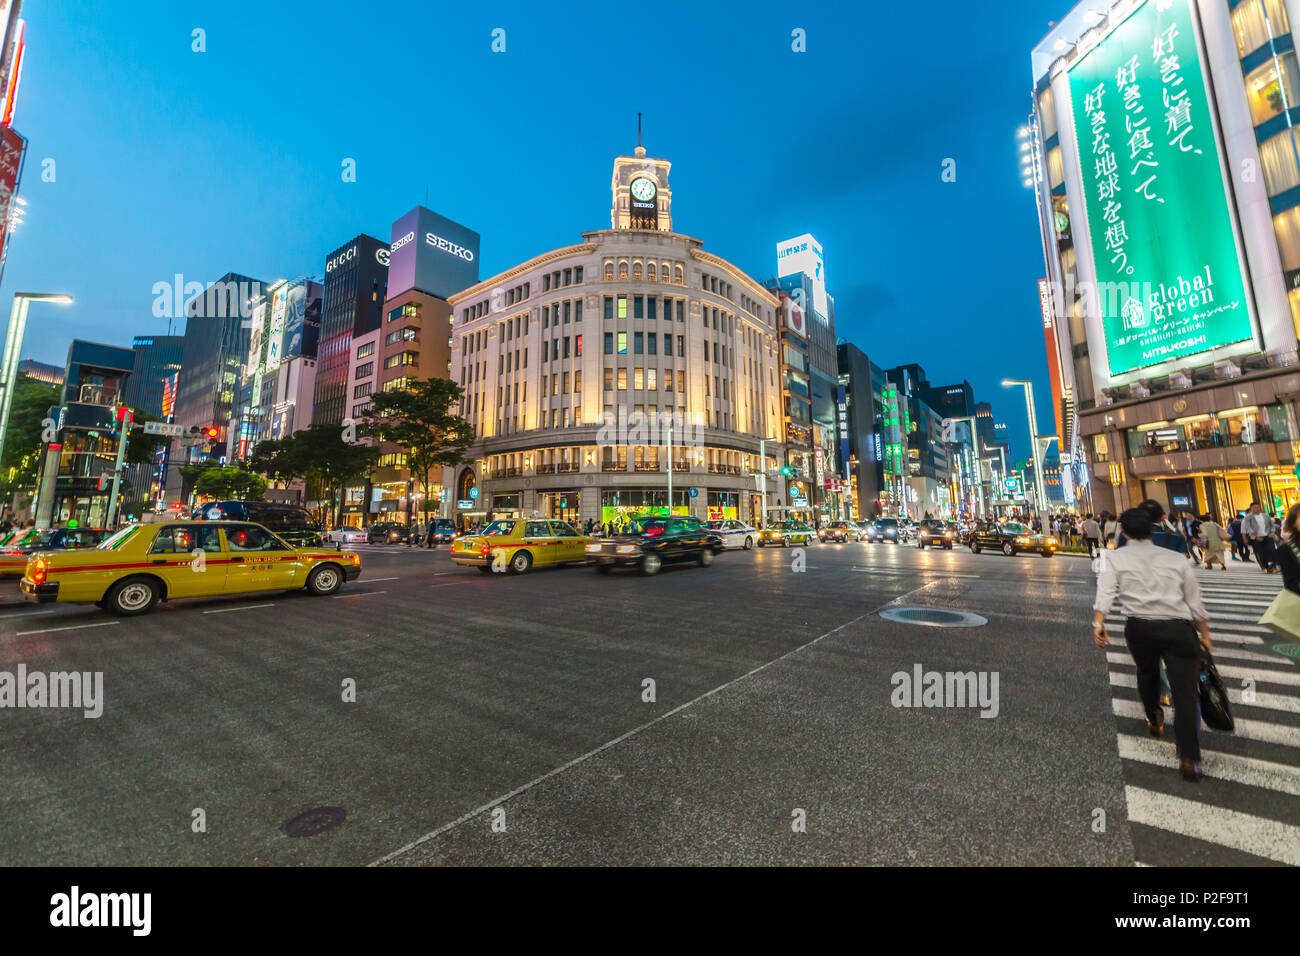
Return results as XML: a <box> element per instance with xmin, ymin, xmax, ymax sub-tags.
<box><xmin>758</xmin><ymin>520</ymin><xmax>815</xmax><ymax>547</ymax></box>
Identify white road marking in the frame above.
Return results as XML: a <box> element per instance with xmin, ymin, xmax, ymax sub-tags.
<box><xmin>1109</xmin><ymin>671</ymin><xmax>1300</xmax><ymax>711</ymax></box>
<box><xmin>361</xmin><ymin>576</ymin><xmax>400</xmax><ymax>582</ymax></box>
<box><xmin>16</xmin><ymin>621</ymin><xmax>119</xmax><ymax>636</ymax></box>
<box><xmin>1112</xmin><ymin>698</ymin><xmax>1300</xmax><ymax>747</ymax></box>
<box><xmin>1105</xmin><ymin>642</ymin><xmax>1295</xmax><ymax>666</ymax></box>
<box><xmin>202</xmin><ymin>603</ymin><xmax>275</xmax><ymax>615</ymax></box>
<box><xmin>336</xmin><ymin>590</ymin><xmax>386</xmax><ymax>598</ymax></box>
<box><xmin>1117</xmin><ymin>735</ymin><xmax>1300</xmax><ymax>797</ymax></box>
<box><xmin>1107</xmin><ymin>652</ymin><xmax>1300</xmax><ymax>685</ymax></box>
<box><xmin>1125</xmin><ymin>785</ymin><xmax>1300</xmax><ymax>867</ymax></box>
<box><xmin>850</xmin><ymin>567</ymin><xmax>980</xmax><ymax>578</ymax></box>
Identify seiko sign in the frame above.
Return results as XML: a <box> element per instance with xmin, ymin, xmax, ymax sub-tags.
<box><xmin>391</xmin><ymin>230</ymin><xmax>416</xmax><ymax>253</ymax></box>
<box><xmin>326</xmin><ymin>246</ymin><xmax>357</xmax><ymax>273</ymax></box>
<box><xmin>426</xmin><ymin>231</ymin><xmax>475</xmax><ymax>262</ymax></box>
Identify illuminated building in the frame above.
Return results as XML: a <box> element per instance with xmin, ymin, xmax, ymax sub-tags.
<box><xmin>1032</xmin><ymin>0</ymin><xmax>1300</xmax><ymax>519</ymax></box>
<box><xmin>446</xmin><ymin>140</ymin><xmax>784</xmax><ymax>527</ymax></box>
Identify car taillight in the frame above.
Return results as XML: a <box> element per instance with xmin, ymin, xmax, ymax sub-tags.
<box><xmin>480</xmin><ymin>544</ymin><xmax>489</xmax><ymax>555</ymax></box>
<box><xmin>645</xmin><ymin>527</ymin><xmax>663</xmax><ymax>537</ymax></box>
<box><xmin>32</xmin><ymin>560</ymin><xmax>45</xmax><ymax>585</ymax></box>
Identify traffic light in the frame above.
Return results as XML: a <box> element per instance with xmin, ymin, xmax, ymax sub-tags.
<box><xmin>203</xmin><ymin>426</ymin><xmax>220</xmax><ymax>441</ymax></box>
<box><xmin>780</xmin><ymin>465</ymin><xmax>794</xmax><ymax>478</ymax></box>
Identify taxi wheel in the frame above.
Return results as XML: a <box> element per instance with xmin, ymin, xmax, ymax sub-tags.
<box><xmin>970</xmin><ymin>542</ymin><xmax>980</xmax><ymax>554</ymax></box>
<box><xmin>641</xmin><ymin>552</ymin><xmax>662</xmax><ymax>575</ymax></box>
<box><xmin>1041</xmin><ymin>550</ymin><xmax>1054</xmax><ymax>558</ymax></box>
<box><xmin>698</xmin><ymin>548</ymin><xmax>715</xmax><ymax>567</ymax></box>
<box><xmin>306</xmin><ymin>563</ymin><xmax>344</xmax><ymax>595</ymax></box>
<box><xmin>1002</xmin><ymin>543</ymin><xmax>1015</xmax><ymax>557</ymax></box>
<box><xmin>106</xmin><ymin>577</ymin><xmax>160</xmax><ymax>616</ymax></box>
<box><xmin>509</xmin><ymin>551</ymin><xmax>533</xmax><ymax>575</ymax></box>
<box><xmin>595</xmin><ymin>563</ymin><xmax>613</xmax><ymax>574</ymax></box>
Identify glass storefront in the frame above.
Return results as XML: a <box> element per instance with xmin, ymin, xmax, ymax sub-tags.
<box><xmin>706</xmin><ymin>491</ymin><xmax>739</xmax><ymax>520</ymax></box>
<box><xmin>1128</xmin><ymin>405</ymin><xmax>1288</xmax><ymax>457</ymax></box>
<box><xmin>539</xmin><ymin>491</ymin><xmax>579</xmax><ymax>520</ymax></box>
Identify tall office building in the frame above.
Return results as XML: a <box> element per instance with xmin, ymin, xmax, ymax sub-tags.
<box><xmin>165</xmin><ymin>272</ymin><xmax>264</xmax><ymax>500</ymax></box>
<box><xmin>1032</xmin><ymin>0</ymin><xmax>1300</xmax><ymax>518</ymax></box>
<box><xmin>123</xmin><ymin>334</ymin><xmax>183</xmax><ymax>506</ymax></box>
<box><xmin>313</xmin><ymin>234</ymin><xmax>389</xmax><ymax>427</ymax></box>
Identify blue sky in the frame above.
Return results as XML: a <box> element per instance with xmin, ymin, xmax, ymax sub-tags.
<box><xmin>7</xmin><ymin>0</ymin><xmax>1063</xmax><ymax>462</ymax></box>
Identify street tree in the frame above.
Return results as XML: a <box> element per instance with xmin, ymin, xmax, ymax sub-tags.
<box><xmin>361</xmin><ymin>377</ymin><xmax>474</xmax><ymax>525</ymax></box>
<box><xmin>247</xmin><ymin>424</ymin><xmax>376</xmax><ymax>528</ymax></box>
<box><xmin>0</xmin><ymin>374</ymin><xmax>59</xmax><ymax>504</ymax></box>
<box><xmin>192</xmin><ymin>465</ymin><xmax>268</xmax><ymax>501</ymax></box>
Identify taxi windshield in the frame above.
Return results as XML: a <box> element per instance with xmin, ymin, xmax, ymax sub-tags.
<box><xmin>97</xmin><ymin>526</ymin><xmax>142</xmax><ymax>550</ymax></box>
<box><xmin>632</xmin><ymin>518</ymin><xmax>667</xmax><ymax>534</ymax></box>
<box><xmin>481</xmin><ymin>521</ymin><xmax>517</xmax><ymax>537</ymax></box>
<box><xmin>1001</xmin><ymin>523</ymin><xmax>1030</xmax><ymax>534</ymax></box>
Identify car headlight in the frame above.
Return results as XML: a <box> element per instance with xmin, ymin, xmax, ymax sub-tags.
<box><xmin>617</xmin><ymin>544</ymin><xmax>636</xmax><ymax>554</ymax></box>
<box><xmin>1016</xmin><ymin>537</ymin><xmax>1031</xmax><ymax>545</ymax></box>
<box><xmin>585</xmin><ymin>544</ymin><xmax>601</xmax><ymax>552</ymax></box>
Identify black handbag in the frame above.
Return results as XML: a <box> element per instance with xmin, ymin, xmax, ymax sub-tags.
<box><xmin>1198</xmin><ymin>650</ymin><xmax>1234</xmax><ymax>732</ymax></box>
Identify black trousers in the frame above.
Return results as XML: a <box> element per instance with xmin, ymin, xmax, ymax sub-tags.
<box><xmin>1254</xmin><ymin>536</ymin><xmax>1276</xmax><ymax>571</ymax></box>
<box><xmin>1084</xmin><ymin>536</ymin><xmax>1099</xmax><ymax>556</ymax></box>
<box><xmin>1123</xmin><ymin>618</ymin><xmax>1202</xmax><ymax>762</ymax></box>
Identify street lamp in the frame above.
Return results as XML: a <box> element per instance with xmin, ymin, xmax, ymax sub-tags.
<box><xmin>0</xmin><ymin>292</ymin><xmax>74</xmax><ymax>467</ymax></box>
<box><xmin>1003</xmin><ymin>379</ymin><xmax>1052</xmax><ymax>525</ymax></box>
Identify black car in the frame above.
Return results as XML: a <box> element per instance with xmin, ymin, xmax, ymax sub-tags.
<box><xmin>968</xmin><ymin>521</ymin><xmax>1057</xmax><ymax>557</ymax></box>
<box><xmin>194</xmin><ymin>500</ymin><xmax>323</xmax><ymax>547</ymax></box>
<box><xmin>866</xmin><ymin>518</ymin><xmax>900</xmax><ymax>543</ymax></box>
<box><xmin>586</xmin><ymin>515</ymin><xmax>723</xmax><ymax>575</ymax></box>
<box><xmin>367</xmin><ymin>522</ymin><xmax>411</xmax><ymax>544</ymax></box>
<box><xmin>916</xmin><ymin>520</ymin><xmax>953</xmax><ymax>550</ymax></box>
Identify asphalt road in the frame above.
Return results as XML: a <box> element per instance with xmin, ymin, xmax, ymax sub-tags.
<box><xmin>0</xmin><ymin>537</ymin><xmax>1294</xmax><ymax>866</ymax></box>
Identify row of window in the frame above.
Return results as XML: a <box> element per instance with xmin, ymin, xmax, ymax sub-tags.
<box><xmin>541</xmin><ymin>267</ymin><xmax>582</xmax><ymax>291</ymax></box>
<box><xmin>601</xmin><ymin>258</ymin><xmax>685</xmax><ymax>284</ymax></box>
<box><xmin>603</xmin><ymin>294</ymin><xmax>686</xmax><ymax>321</ymax></box>
<box><xmin>605</xmin><ymin>331</ymin><xmax>686</xmax><ymax>357</ymax></box>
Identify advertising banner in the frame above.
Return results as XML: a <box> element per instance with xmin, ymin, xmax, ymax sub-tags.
<box><xmin>776</xmin><ymin>234</ymin><xmax>827</xmax><ymax>321</ymax></box>
<box><xmin>1067</xmin><ymin>0</ymin><xmax>1254</xmax><ymax>376</ymax></box>
<box><xmin>388</xmin><ymin>206</ymin><xmax>480</xmax><ymax>301</ymax></box>
<box><xmin>0</xmin><ymin>122</ymin><xmax>23</xmax><ymax>275</ymax></box>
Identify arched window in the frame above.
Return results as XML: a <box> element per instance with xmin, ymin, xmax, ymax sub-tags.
<box><xmin>647</xmin><ymin>262</ymin><xmax>657</xmax><ymax>282</ymax></box>
<box><xmin>603</xmin><ymin>259</ymin><xmax>614</xmax><ymax>281</ymax></box>
<box><xmin>674</xmin><ymin>265</ymin><xmax>684</xmax><ymax>285</ymax></box>
<box><xmin>619</xmin><ymin>260</ymin><xmax>629</xmax><ymax>279</ymax></box>
<box><xmin>632</xmin><ymin>260</ymin><xmax>643</xmax><ymax>280</ymax></box>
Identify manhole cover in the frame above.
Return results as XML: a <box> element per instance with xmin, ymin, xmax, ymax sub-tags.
<box><xmin>282</xmin><ymin>806</ymin><xmax>346</xmax><ymax>838</ymax></box>
<box><xmin>1273</xmin><ymin>643</ymin><xmax>1300</xmax><ymax>660</ymax></box>
<box><xmin>878</xmin><ymin>607</ymin><xmax>987</xmax><ymax>628</ymax></box>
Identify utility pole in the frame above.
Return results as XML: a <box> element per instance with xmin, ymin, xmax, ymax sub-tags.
<box><xmin>106</xmin><ymin>406</ymin><xmax>133</xmax><ymax>528</ymax></box>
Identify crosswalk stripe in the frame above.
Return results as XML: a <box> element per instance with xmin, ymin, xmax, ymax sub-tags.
<box><xmin>1105</xmin><ymin>641</ymin><xmax>1296</xmax><ymax>666</ymax></box>
<box><xmin>1109</xmin><ymin>672</ymin><xmax>1300</xmax><ymax>712</ymax></box>
<box><xmin>1124</xmin><ymin>785</ymin><xmax>1300</xmax><ymax>866</ymax></box>
<box><xmin>1118</xmin><ymin>735</ymin><xmax>1300</xmax><ymax>797</ymax></box>
<box><xmin>1106</xmin><ymin>651</ymin><xmax>1300</xmax><ymax>682</ymax></box>
<box><xmin>1112</xmin><ymin>698</ymin><xmax>1300</xmax><ymax>747</ymax></box>
<box><xmin>1104</xmin><ymin>621</ymin><xmax>1264</xmax><ymax>644</ymax></box>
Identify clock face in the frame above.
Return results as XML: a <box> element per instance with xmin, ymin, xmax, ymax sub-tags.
<box><xmin>630</xmin><ymin>177</ymin><xmax>656</xmax><ymax>202</ymax></box>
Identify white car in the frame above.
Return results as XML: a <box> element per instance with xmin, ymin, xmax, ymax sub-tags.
<box><xmin>704</xmin><ymin>519</ymin><xmax>758</xmax><ymax>550</ymax></box>
<box><xmin>327</xmin><ymin>527</ymin><xmax>368</xmax><ymax>544</ymax></box>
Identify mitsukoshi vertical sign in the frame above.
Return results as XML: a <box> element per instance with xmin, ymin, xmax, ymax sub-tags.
<box><xmin>1068</xmin><ymin>0</ymin><xmax>1254</xmax><ymax>376</ymax></box>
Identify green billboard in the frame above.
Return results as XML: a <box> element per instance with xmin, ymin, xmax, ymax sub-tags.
<box><xmin>1067</xmin><ymin>0</ymin><xmax>1255</xmax><ymax>376</ymax></box>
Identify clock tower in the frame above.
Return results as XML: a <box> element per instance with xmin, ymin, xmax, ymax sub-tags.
<box><xmin>611</xmin><ymin>125</ymin><xmax>672</xmax><ymax>231</ymax></box>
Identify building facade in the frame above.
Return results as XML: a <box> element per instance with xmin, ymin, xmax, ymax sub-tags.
<box><xmin>166</xmin><ymin>272</ymin><xmax>263</xmax><ymax>500</ymax></box>
<box><xmin>313</xmin><ymin>234</ymin><xmax>389</xmax><ymax>427</ymax></box>
<box><xmin>446</xmin><ymin>143</ymin><xmax>784</xmax><ymax>529</ymax></box>
<box><xmin>1032</xmin><ymin>0</ymin><xmax>1300</xmax><ymax>520</ymax></box>
<box><xmin>837</xmin><ymin>342</ymin><xmax>886</xmax><ymax>520</ymax></box>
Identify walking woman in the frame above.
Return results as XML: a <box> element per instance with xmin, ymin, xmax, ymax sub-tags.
<box><xmin>1200</xmin><ymin>513</ymin><xmax>1227</xmax><ymax>570</ymax></box>
<box><xmin>1093</xmin><ymin>507</ymin><xmax>1213</xmax><ymax>782</ymax></box>
<box><xmin>1102</xmin><ymin>511</ymin><xmax>1120</xmax><ymax>550</ymax></box>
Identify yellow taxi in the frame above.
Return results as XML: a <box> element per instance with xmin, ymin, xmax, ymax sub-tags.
<box><xmin>20</xmin><ymin>520</ymin><xmax>362</xmax><ymax>615</ymax></box>
<box><xmin>758</xmin><ymin>520</ymin><xmax>815</xmax><ymax>548</ymax></box>
<box><xmin>450</xmin><ymin>518</ymin><xmax>591</xmax><ymax>574</ymax></box>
